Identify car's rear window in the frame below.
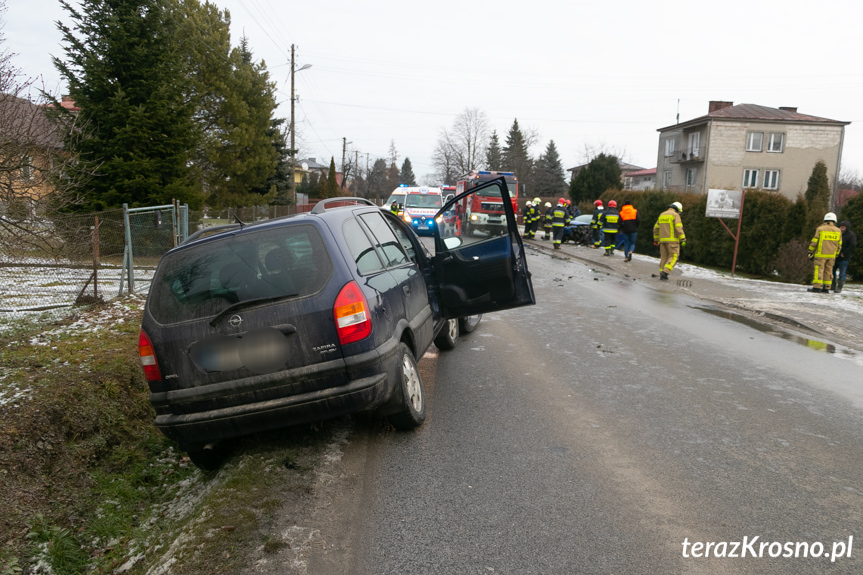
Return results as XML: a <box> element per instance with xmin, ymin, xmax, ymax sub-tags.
<box><xmin>148</xmin><ymin>224</ymin><xmax>332</xmax><ymax>324</ymax></box>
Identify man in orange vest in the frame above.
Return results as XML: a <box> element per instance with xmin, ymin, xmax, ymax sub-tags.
<box><xmin>653</xmin><ymin>202</ymin><xmax>685</xmax><ymax>280</ymax></box>
<box><xmin>807</xmin><ymin>212</ymin><xmax>842</xmax><ymax>293</ymax></box>
<box><xmin>618</xmin><ymin>200</ymin><xmax>639</xmax><ymax>262</ymax></box>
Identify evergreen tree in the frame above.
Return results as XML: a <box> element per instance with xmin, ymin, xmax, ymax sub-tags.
<box><xmin>533</xmin><ymin>140</ymin><xmax>566</xmax><ymax>198</ymax></box>
<box><xmin>502</xmin><ymin>119</ymin><xmax>533</xmax><ymax>196</ymax></box>
<box><xmin>804</xmin><ymin>160</ymin><xmax>831</xmax><ymax>236</ymax></box>
<box><xmin>55</xmin><ymin>0</ymin><xmax>198</xmax><ymax>209</ymax></box>
<box><xmin>367</xmin><ymin>158</ymin><xmax>389</xmax><ymax>199</ymax></box>
<box><xmin>261</xmin><ymin>119</ymin><xmax>293</xmax><ymax>205</ymax></box>
<box><xmin>569</xmin><ymin>153</ymin><xmax>621</xmax><ymax>204</ymax></box>
<box><xmin>485</xmin><ymin>131</ymin><xmax>503</xmax><ymax>171</ymax></box>
<box><xmin>200</xmin><ymin>37</ymin><xmax>280</xmax><ymax>206</ymax></box>
<box><xmin>399</xmin><ymin>158</ymin><xmax>417</xmax><ymax>185</ymax></box>
<box><xmin>325</xmin><ymin>157</ymin><xmax>339</xmax><ymax>198</ymax></box>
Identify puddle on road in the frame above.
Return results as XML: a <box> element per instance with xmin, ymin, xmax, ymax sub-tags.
<box><xmin>692</xmin><ymin>305</ymin><xmax>861</xmax><ymax>364</ymax></box>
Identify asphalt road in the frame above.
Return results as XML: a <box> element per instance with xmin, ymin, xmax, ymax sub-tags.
<box><xmin>311</xmin><ymin>249</ymin><xmax>863</xmax><ymax>575</ymax></box>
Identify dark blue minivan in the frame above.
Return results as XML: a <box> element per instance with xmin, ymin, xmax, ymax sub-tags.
<box><xmin>139</xmin><ymin>178</ymin><xmax>534</xmax><ymax>468</ymax></box>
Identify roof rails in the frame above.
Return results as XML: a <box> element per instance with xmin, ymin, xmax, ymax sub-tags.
<box><xmin>310</xmin><ymin>197</ymin><xmax>376</xmax><ymax>214</ymax></box>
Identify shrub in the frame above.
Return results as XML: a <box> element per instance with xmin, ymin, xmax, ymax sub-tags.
<box><xmin>772</xmin><ymin>239</ymin><xmax>812</xmax><ymax>284</ymax></box>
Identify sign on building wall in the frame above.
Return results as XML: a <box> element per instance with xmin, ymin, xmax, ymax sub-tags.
<box><xmin>705</xmin><ymin>189</ymin><xmax>743</xmax><ymax>219</ymax></box>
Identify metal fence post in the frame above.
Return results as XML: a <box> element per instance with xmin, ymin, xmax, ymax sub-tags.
<box><xmin>122</xmin><ymin>203</ymin><xmax>135</xmax><ymax>293</ymax></box>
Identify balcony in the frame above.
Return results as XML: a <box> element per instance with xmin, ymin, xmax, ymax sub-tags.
<box><xmin>671</xmin><ymin>148</ymin><xmax>705</xmax><ymax>163</ymax></box>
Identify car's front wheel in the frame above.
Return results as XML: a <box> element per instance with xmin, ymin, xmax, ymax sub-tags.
<box><xmin>434</xmin><ymin>318</ymin><xmax>459</xmax><ymax>351</ymax></box>
<box><xmin>388</xmin><ymin>343</ymin><xmax>426</xmax><ymax>430</ymax></box>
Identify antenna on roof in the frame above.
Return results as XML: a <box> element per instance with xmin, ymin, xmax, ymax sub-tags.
<box><xmin>232</xmin><ymin>213</ymin><xmax>245</xmax><ymax>229</ymax></box>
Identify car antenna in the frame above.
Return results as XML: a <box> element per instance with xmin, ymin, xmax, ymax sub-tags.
<box><xmin>232</xmin><ymin>213</ymin><xmax>245</xmax><ymax>229</ymax></box>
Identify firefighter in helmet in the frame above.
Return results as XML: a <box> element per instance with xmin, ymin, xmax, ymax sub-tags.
<box><xmin>551</xmin><ymin>198</ymin><xmax>569</xmax><ymax>249</ymax></box>
<box><xmin>543</xmin><ymin>202</ymin><xmax>553</xmax><ymax>240</ymax></box>
<box><xmin>590</xmin><ymin>200</ymin><xmax>604</xmax><ymax>248</ymax></box>
<box><xmin>653</xmin><ymin>201</ymin><xmax>686</xmax><ymax>280</ymax></box>
<box><xmin>600</xmin><ymin>200</ymin><xmax>620</xmax><ymax>256</ymax></box>
<box><xmin>807</xmin><ymin>212</ymin><xmax>842</xmax><ymax>293</ymax></box>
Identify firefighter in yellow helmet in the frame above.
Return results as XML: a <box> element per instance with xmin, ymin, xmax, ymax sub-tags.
<box><xmin>807</xmin><ymin>212</ymin><xmax>842</xmax><ymax>293</ymax></box>
<box><xmin>653</xmin><ymin>202</ymin><xmax>686</xmax><ymax>280</ymax></box>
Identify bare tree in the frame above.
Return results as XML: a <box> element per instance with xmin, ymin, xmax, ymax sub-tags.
<box><xmin>432</xmin><ymin>107</ymin><xmax>490</xmax><ymax>180</ymax></box>
<box><xmin>0</xmin><ymin>4</ymin><xmax>94</xmax><ymax>258</ymax></box>
<box><xmin>577</xmin><ymin>142</ymin><xmax>632</xmax><ymax>167</ymax></box>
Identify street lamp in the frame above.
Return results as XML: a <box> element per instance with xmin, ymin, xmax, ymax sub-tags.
<box><xmin>289</xmin><ymin>44</ymin><xmax>311</xmax><ymax>208</ymax></box>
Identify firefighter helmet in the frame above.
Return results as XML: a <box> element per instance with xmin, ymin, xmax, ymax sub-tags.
<box><xmin>594</xmin><ymin>200</ymin><xmax>603</xmax><ymax>206</ymax></box>
<box><xmin>670</xmin><ymin>201</ymin><xmax>683</xmax><ymax>213</ymax></box>
<box><xmin>533</xmin><ymin>197</ymin><xmax>541</xmax><ymax>204</ymax></box>
<box><xmin>545</xmin><ymin>202</ymin><xmax>551</xmax><ymax>208</ymax></box>
<box><xmin>824</xmin><ymin>212</ymin><xmax>837</xmax><ymax>222</ymax></box>
<box><xmin>608</xmin><ymin>200</ymin><xmax>617</xmax><ymax>208</ymax></box>
<box><xmin>558</xmin><ymin>197</ymin><xmax>566</xmax><ymax>205</ymax></box>
<box><xmin>525</xmin><ymin>201</ymin><xmax>533</xmax><ymax>207</ymax></box>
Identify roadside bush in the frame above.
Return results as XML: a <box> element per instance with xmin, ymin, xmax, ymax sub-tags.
<box><xmin>772</xmin><ymin>239</ymin><xmax>812</xmax><ymax>284</ymax></box>
<box><xmin>839</xmin><ymin>192</ymin><xmax>863</xmax><ymax>282</ymax></box>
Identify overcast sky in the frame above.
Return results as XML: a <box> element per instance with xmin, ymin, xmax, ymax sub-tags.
<box><xmin>5</xmin><ymin>0</ymin><xmax>863</xmax><ymax>185</ymax></box>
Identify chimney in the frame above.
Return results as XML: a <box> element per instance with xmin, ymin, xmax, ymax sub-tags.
<box><xmin>708</xmin><ymin>101</ymin><xmax>734</xmax><ymax>113</ymax></box>
<box><xmin>779</xmin><ymin>107</ymin><xmax>797</xmax><ymax>113</ymax></box>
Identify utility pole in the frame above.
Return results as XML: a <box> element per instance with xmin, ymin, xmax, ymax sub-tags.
<box><xmin>288</xmin><ymin>44</ymin><xmax>311</xmax><ymax>208</ymax></box>
<box><xmin>341</xmin><ymin>137</ymin><xmax>352</xmax><ymax>191</ymax></box>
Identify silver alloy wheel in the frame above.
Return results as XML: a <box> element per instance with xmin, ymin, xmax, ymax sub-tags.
<box><xmin>446</xmin><ymin>318</ymin><xmax>458</xmax><ymax>340</ymax></box>
<box><xmin>402</xmin><ymin>353</ymin><xmax>423</xmax><ymax>413</ymax></box>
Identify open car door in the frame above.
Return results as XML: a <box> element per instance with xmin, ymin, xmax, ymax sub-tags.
<box><xmin>431</xmin><ymin>177</ymin><xmax>535</xmax><ymax>319</ymax></box>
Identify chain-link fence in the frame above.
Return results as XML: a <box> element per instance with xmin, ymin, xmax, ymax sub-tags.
<box><xmin>0</xmin><ymin>203</ymin><xmax>192</xmax><ymax>332</ymax></box>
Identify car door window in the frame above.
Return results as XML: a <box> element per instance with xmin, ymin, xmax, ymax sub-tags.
<box><xmin>359</xmin><ymin>212</ymin><xmax>410</xmax><ymax>268</ymax></box>
<box><xmin>432</xmin><ymin>178</ymin><xmax>535</xmax><ymax>318</ymax></box>
<box><xmin>342</xmin><ymin>218</ymin><xmax>384</xmax><ymax>275</ymax></box>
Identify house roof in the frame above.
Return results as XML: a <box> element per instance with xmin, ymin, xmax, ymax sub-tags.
<box><xmin>567</xmin><ymin>160</ymin><xmax>644</xmax><ymax>174</ymax></box>
<box><xmin>626</xmin><ymin>168</ymin><xmax>656</xmax><ymax>177</ymax></box>
<box><xmin>1</xmin><ymin>93</ymin><xmax>65</xmax><ymax>150</ymax></box>
<box><xmin>658</xmin><ymin>103</ymin><xmax>851</xmax><ymax>132</ymax></box>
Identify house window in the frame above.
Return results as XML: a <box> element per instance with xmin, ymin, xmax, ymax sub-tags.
<box><xmin>764</xmin><ymin>170</ymin><xmax>780</xmax><ymax>190</ymax></box>
<box><xmin>767</xmin><ymin>133</ymin><xmax>784</xmax><ymax>153</ymax></box>
<box><xmin>687</xmin><ymin>132</ymin><xmax>700</xmax><ymax>158</ymax></box>
<box><xmin>20</xmin><ymin>155</ymin><xmax>34</xmax><ymax>180</ymax></box>
<box><xmin>665</xmin><ymin>137</ymin><xmax>675</xmax><ymax>157</ymax></box>
<box><xmin>746</xmin><ymin>132</ymin><xmax>763</xmax><ymax>152</ymax></box>
<box><xmin>685</xmin><ymin>168</ymin><xmax>697</xmax><ymax>189</ymax></box>
<box><xmin>663</xmin><ymin>171</ymin><xmax>672</xmax><ymax>188</ymax></box>
<box><xmin>743</xmin><ymin>169</ymin><xmax>759</xmax><ymax>188</ymax></box>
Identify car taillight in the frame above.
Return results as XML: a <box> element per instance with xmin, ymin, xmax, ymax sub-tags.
<box><xmin>334</xmin><ymin>281</ymin><xmax>372</xmax><ymax>344</ymax></box>
<box><xmin>138</xmin><ymin>329</ymin><xmax>163</xmax><ymax>381</ymax></box>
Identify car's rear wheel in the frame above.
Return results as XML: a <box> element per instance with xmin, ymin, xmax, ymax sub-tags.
<box><xmin>185</xmin><ymin>445</ymin><xmax>223</xmax><ymax>471</ymax></box>
<box><xmin>434</xmin><ymin>318</ymin><xmax>459</xmax><ymax>351</ymax></box>
<box><xmin>388</xmin><ymin>343</ymin><xmax>426</xmax><ymax>430</ymax></box>
<box><xmin>458</xmin><ymin>314</ymin><xmax>482</xmax><ymax>334</ymax></box>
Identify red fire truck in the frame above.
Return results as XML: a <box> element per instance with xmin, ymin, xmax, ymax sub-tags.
<box><xmin>455</xmin><ymin>171</ymin><xmax>520</xmax><ymax>236</ymax></box>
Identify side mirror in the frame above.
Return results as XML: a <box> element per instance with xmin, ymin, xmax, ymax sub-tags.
<box><xmin>443</xmin><ymin>236</ymin><xmax>463</xmax><ymax>250</ymax></box>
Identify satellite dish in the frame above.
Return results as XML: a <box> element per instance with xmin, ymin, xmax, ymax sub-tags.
<box><xmin>301</xmin><ymin>162</ymin><xmax>309</xmax><ymax>171</ymax></box>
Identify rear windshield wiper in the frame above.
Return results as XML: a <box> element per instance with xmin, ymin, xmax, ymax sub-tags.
<box><xmin>210</xmin><ymin>294</ymin><xmax>299</xmax><ymax>327</ymax></box>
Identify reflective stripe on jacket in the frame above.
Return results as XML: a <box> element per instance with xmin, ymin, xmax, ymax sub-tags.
<box><xmin>653</xmin><ymin>208</ymin><xmax>685</xmax><ymax>243</ymax></box>
<box><xmin>590</xmin><ymin>207</ymin><xmax>603</xmax><ymax>229</ymax></box>
<box><xmin>600</xmin><ymin>208</ymin><xmax>620</xmax><ymax>233</ymax></box>
<box><xmin>552</xmin><ymin>206</ymin><xmax>568</xmax><ymax>227</ymax></box>
<box><xmin>809</xmin><ymin>223</ymin><xmax>842</xmax><ymax>258</ymax></box>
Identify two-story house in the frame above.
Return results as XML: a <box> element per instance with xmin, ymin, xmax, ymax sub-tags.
<box><xmin>656</xmin><ymin>101</ymin><xmax>850</xmax><ymax>201</ymax></box>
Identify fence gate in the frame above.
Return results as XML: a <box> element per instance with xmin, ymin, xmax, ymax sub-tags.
<box><xmin>119</xmin><ymin>201</ymin><xmax>188</xmax><ymax>295</ymax></box>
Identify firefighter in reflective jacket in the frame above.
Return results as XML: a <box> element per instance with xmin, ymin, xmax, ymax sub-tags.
<box><xmin>599</xmin><ymin>200</ymin><xmax>620</xmax><ymax>256</ymax></box>
<box><xmin>552</xmin><ymin>198</ymin><xmax>569</xmax><ymax>249</ymax></box>
<box><xmin>542</xmin><ymin>202</ymin><xmax>553</xmax><ymax>240</ymax></box>
<box><xmin>807</xmin><ymin>212</ymin><xmax>842</xmax><ymax>293</ymax></box>
<box><xmin>653</xmin><ymin>201</ymin><xmax>686</xmax><ymax>280</ymax></box>
<box><xmin>590</xmin><ymin>200</ymin><xmax>604</xmax><ymax>248</ymax></box>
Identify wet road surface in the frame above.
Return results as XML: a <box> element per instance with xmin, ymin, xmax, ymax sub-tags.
<box><xmin>312</xmin><ymin>250</ymin><xmax>863</xmax><ymax>575</ymax></box>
